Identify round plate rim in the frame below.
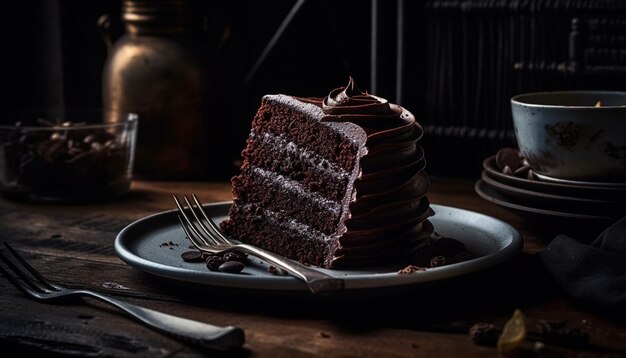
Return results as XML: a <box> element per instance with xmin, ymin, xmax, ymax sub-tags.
<box><xmin>482</xmin><ymin>156</ymin><xmax>625</xmax><ymax>193</ymax></box>
<box><xmin>532</xmin><ymin>171</ymin><xmax>626</xmax><ymax>188</ymax></box>
<box><xmin>480</xmin><ymin>171</ymin><xmax>624</xmax><ymax>205</ymax></box>
<box><xmin>114</xmin><ymin>202</ymin><xmax>523</xmax><ymax>293</ymax></box>
<box><xmin>474</xmin><ymin>179</ymin><xmax>614</xmax><ymax>221</ymax></box>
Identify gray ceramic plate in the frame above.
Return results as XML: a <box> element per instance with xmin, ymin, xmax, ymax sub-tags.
<box><xmin>533</xmin><ymin>172</ymin><xmax>626</xmax><ymax>188</ymax></box>
<box><xmin>115</xmin><ymin>202</ymin><xmax>522</xmax><ymax>293</ymax></box>
<box><xmin>475</xmin><ymin>179</ymin><xmax>615</xmax><ymax>223</ymax></box>
<box><xmin>483</xmin><ymin>156</ymin><xmax>626</xmax><ymax>199</ymax></box>
<box><xmin>481</xmin><ymin>172</ymin><xmax>626</xmax><ymax>216</ymax></box>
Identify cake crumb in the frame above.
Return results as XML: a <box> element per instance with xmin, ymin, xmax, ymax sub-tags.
<box><xmin>160</xmin><ymin>241</ymin><xmax>179</xmax><ymax>248</ymax></box>
<box><xmin>398</xmin><ymin>265</ymin><xmax>427</xmax><ymax>274</ymax></box>
<box><xmin>318</xmin><ymin>332</ymin><xmax>331</xmax><ymax>338</ymax></box>
<box><xmin>411</xmin><ymin>343</ymin><xmax>419</xmax><ymax>349</ymax></box>
<box><xmin>268</xmin><ymin>265</ymin><xmax>288</xmax><ymax>276</ymax></box>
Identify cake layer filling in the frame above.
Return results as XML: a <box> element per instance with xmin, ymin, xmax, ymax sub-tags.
<box><xmin>232</xmin><ymin>166</ymin><xmax>342</xmax><ymax>236</ymax></box>
<box><xmin>244</xmin><ymin>131</ymin><xmax>351</xmax><ymax>202</ymax></box>
<box><xmin>225</xmin><ymin>203</ymin><xmax>433</xmax><ymax>269</ymax></box>
<box><xmin>224</xmin><ymin>204</ymin><xmax>333</xmax><ymax>267</ymax></box>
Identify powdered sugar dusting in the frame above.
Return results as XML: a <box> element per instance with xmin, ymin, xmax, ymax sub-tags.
<box><xmin>250</xmin><ymin>131</ymin><xmax>350</xmax><ymax>179</ymax></box>
<box><xmin>243</xmin><ymin>204</ymin><xmax>334</xmax><ymax>242</ymax></box>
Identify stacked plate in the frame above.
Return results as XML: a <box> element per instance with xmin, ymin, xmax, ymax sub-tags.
<box><xmin>475</xmin><ymin>152</ymin><xmax>626</xmax><ymax>226</ymax></box>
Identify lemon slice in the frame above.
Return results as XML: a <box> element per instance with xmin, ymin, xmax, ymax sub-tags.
<box><xmin>497</xmin><ymin>309</ymin><xmax>527</xmax><ymax>355</ymax></box>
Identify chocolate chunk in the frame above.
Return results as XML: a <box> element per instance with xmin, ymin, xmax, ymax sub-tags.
<box><xmin>496</xmin><ymin>147</ymin><xmax>522</xmax><ymax>171</ymax></box>
<box><xmin>429</xmin><ymin>255</ymin><xmax>449</xmax><ymax>268</ymax></box>
<box><xmin>180</xmin><ymin>251</ymin><xmax>203</xmax><ymax>262</ymax></box>
<box><xmin>514</xmin><ymin>165</ymin><xmax>530</xmax><ymax>177</ymax></box>
<box><xmin>536</xmin><ymin>320</ymin><xmax>590</xmax><ymax>348</ymax></box>
<box><xmin>411</xmin><ymin>244</ymin><xmax>439</xmax><ymax>267</ymax></box>
<box><xmin>223</xmin><ymin>252</ymin><xmax>246</xmax><ymax>263</ymax></box>
<box><xmin>450</xmin><ymin>251</ymin><xmax>477</xmax><ymax>264</ymax></box>
<box><xmin>206</xmin><ymin>255</ymin><xmax>224</xmax><ymax>271</ymax></box>
<box><xmin>434</xmin><ymin>237</ymin><xmax>466</xmax><ymax>256</ymax></box>
<box><xmin>268</xmin><ymin>265</ymin><xmax>288</xmax><ymax>275</ymax></box>
<box><xmin>469</xmin><ymin>323</ymin><xmax>501</xmax><ymax>346</ymax></box>
<box><xmin>218</xmin><ymin>260</ymin><xmax>244</xmax><ymax>273</ymax></box>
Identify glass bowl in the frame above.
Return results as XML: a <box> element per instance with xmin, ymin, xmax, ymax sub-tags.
<box><xmin>0</xmin><ymin>109</ymin><xmax>138</xmax><ymax>202</ymax></box>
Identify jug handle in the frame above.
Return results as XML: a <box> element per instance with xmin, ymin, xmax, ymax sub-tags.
<box><xmin>98</xmin><ymin>14</ymin><xmax>113</xmax><ymax>53</ymax></box>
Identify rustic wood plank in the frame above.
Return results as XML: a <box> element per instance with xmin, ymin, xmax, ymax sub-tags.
<box><xmin>1</xmin><ymin>179</ymin><xmax>625</xmax><ymax>357</ymax></box>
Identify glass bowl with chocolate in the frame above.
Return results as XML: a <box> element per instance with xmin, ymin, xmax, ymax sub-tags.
<box><xmin>0</xmin><ymin>109</ymin><xmax>138</xmax><ymax>202</ymax></box>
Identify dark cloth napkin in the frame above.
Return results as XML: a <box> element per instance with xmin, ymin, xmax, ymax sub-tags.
<box><xmin>538</xmin><ymin>216</ymin><xmax>626</xmax><ymax>317</ymax></box>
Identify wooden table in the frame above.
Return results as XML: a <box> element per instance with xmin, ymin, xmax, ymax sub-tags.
<box><xmin>1</xmin><ymin>179</ymin><xmax>624</xmax><ymax>357</ymax></box>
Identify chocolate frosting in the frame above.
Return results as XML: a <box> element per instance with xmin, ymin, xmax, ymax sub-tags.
<box><xmin>316</xmin><ymin>78</ymin><xmax>433</xmax><ymax>267</ymax></box>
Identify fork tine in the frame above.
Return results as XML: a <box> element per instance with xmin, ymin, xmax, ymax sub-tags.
<box><xmin>183</xmin><ymin>195</ymin><xmax>224</xmax><ymax>245</ymax></box>
<box><xmin>176</xmin><ymin>215</ymin><xmax>207</xmax><ymax>252</ymax></box>
<box><xmin>173</xmin><ymin>195</ymin><xmax>213</xmax><ymax>247</ymax></box>
<box><xmin>191</xmin><ymin>194</ymin><xmax>233</xmax><ymax>245</ymax></box>
<box><xmin>0</xmin><ymin>249</ymin><xmax>49</xmax><ymax>294</ymax></box>
<box><xmin>0</xmin><ymin>261</ymin><xmax>42</xmax><ymax>298</ymax></box>
<box><xmin>4</xmin><ymin>242</ymin><xmax>59</xmax><ymax>290</ymax></box>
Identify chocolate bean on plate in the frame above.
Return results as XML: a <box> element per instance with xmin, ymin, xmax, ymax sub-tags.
<box><xmin>496</xmin><ymin>147</ymin><xmax>522</xmax><ymax>171</ymax></box>
<box><xmin>218</xmin><ymin>261</ymin><xmax>245</xmax><ymax>274</ymax></box>
<box><xmin>514</xmin><ymin>165</ymin><xmax>531</xmax><ymax>177</ymax></box>
<box><xmin>180</xmin><ymin>251</ymin><xmax>203</xmax><ymax>262</ymax></box>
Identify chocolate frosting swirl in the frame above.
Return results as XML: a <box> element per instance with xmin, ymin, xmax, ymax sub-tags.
<box><xmin>317</xmin><ymin>78</ymin><xmax>433</xmax><ymax>268</ymax></box>
<box><xmin>323</xmin><ymin>77</ymin><xmax>392</xmax><ymax>116</ymax></box>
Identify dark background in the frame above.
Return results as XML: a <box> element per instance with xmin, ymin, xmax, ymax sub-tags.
<box><xmin>3</xmin><ymin>0</ymin><xmax>626</xmax><ymax>179</ymax></box>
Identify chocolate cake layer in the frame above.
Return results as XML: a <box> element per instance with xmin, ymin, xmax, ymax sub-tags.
<box><xmin>232</xmin><ymin>165</ymin><xmax>341</xmax><ymax>235</ymax></box>
<box><xmin>244</xmin><ymin>131</ymin><xmax>350</xmax><ymax>202</ymax></box>
<box><xmin>223</xmin><ymin>204</ymin><xmax>333</xmax><ymax>267</ymax></box>
<box><xmin>248</xmin><ymin>95</ymin><xmax>364</xmax><ymax>171</ymax></box>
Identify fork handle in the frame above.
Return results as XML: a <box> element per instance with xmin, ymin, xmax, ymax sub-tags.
<box><xmin>77</xmin><ymin>290</ymin><xmax>244</xmax><ymax>350</ymax></box>
<box><xmin>235</xmin><ymin>244</ymin><xmax>345</xmax><ymax>295</ymax></box>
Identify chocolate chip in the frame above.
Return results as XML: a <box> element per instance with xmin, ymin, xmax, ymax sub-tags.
<box><xmin>206</xmin><ymin>255</ymin><xmax>224</xmax><ymax>271</ymax></box>
<box><xmin>502</xmin><ymin>165</ymin><xmax>514</xmax><ymax>176</ymax></box>
<box><xmin>411</xmin><ymin>244</ymin><xmax>439</xmax><ymax>266</ymax></box>
<box><xmin>268</xmin><ymin>265</ymin><xmax>288</xmax><ymax>276</ymax></box>
<box><xmin>536</xmin><ymin>320</ymin><xmax>590</xmax><ymax>348</ymax></box>
<box><xmin>429</xmin><ymin>255</ymin><xmax>449</xmax><ymax>268</ymax></box>
<box><xmin>469</xmin><ymin>323</ymin><xmax>501</xmax><ymax>346</ymax></box>
<box><xmin>514</xmin><ymin>165</ymin><xmax>531</xmax><ymax>177</ymax></box>
<box><xmin>180</xmin><ymin>251</ymin><xmax>203</xmax><ymax>262</ymax></box>
<box><xmin>83</xmin><ymin>134</ymin><xmax>96</xmax><ymax>144</ymax></box>
<box><xmin>434</xmin><ymin>237</ymin><xmax>466</xmax><ymax>256</ymax></box>
<box><xmin>450</xmin><ymin>251</ymin><xmax>477</xmax><ymax>264</ymax></box>
<box><xmin>223</xmin><ymin>252</ymin><xmax>246</xmax><ymax>263</ymax></box>
<box><xmin>496</xmin><ymin>147</ymin><xmax>522</xmax><ymax>171</ymax></box>
<box><xmin>527</xmin><ymin>170</ymin><xmax>535</xmax><ymax>180</ymax></box>
<box><xmin>218</xmin><ymin>260</ymin><xmax>244</xmax><ymax>274</ymax></box>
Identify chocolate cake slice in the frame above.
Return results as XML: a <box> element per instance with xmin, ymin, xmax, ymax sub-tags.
<box><xmin>221</xmin><ymin>78</ymin><xmax>434</xmax><ymax>268</ymax></box>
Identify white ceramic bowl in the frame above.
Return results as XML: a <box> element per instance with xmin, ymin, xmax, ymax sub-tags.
<box><xmin>511</xmin><ymin>91</ymin><xmax>626</xmax><ymax>182</ymax></box>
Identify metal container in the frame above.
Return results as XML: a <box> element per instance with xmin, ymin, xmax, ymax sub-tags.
<box><xmin>101</xmin><ymin>0</ymin><xmax>209</xmax><ymax>179</ymax></box>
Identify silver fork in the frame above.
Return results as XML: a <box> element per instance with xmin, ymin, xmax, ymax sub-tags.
<box><xmin>0</xmin><ymin>242</ymin><xmax>245</xmax><ymax>351</ymax></box>
<box><xmin>173</xmin><ymin>194</ymin><xmax>345</xmax><ymax>295</ymax></box>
